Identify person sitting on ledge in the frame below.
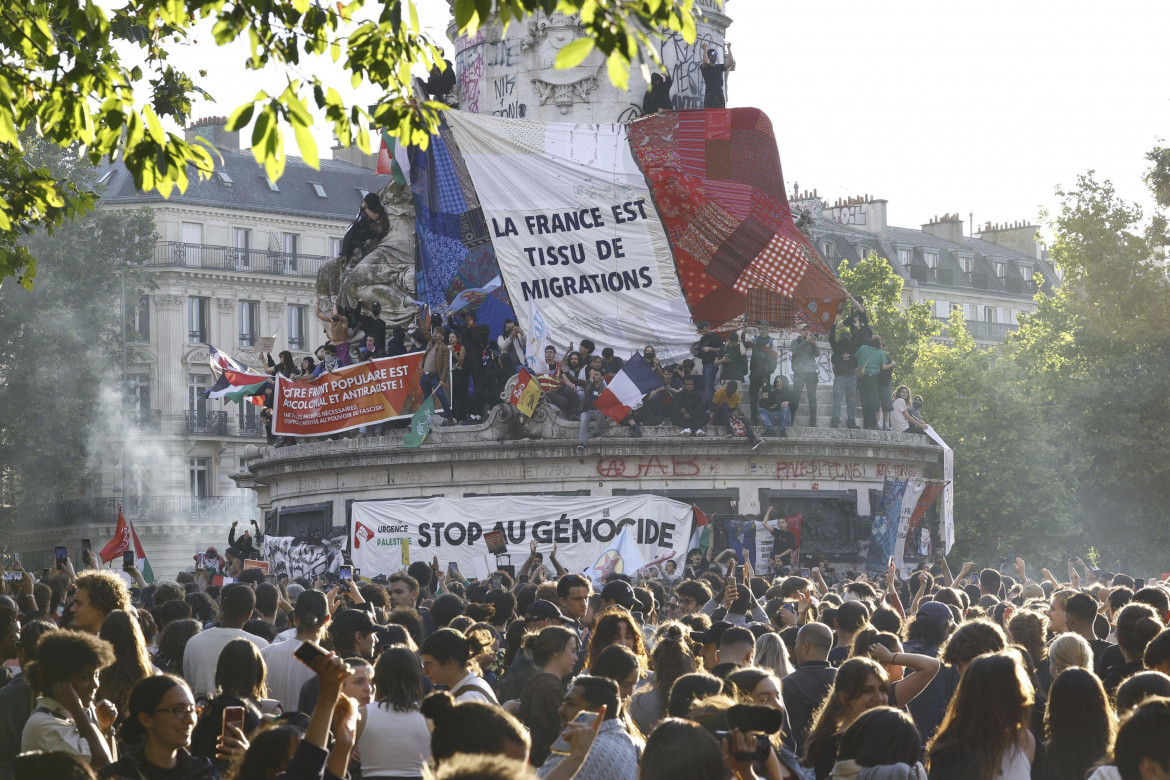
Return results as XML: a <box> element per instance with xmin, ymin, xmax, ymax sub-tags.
<box><xmin>661</xmin><ymin>375</ymin><xmax>708</xmax><ymax>436</ymax></box>
<box><xmin>710</xmin><ymin>380</ymin><xmax>761</xmax><ymax>449</ymax></box>
<box><xmin>757</xmin><ymin>375</ymin><xmax>795</xmax><ymax>438</ymax></box>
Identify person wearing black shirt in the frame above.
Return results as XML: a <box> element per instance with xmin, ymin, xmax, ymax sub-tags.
<box><xmin>663</xmin><ymin>375</ymin><xmax>709</xmax><ymax>435</ymax></box>
<box><xmin>341</xmin><ymin>193</ymin><xmax>389</xmax><ymax>261</ymax></box>
<box><xmin>352</xmin><ymin>299</ymin><xmax>387</xmax><ymax>354</ymax></box>
<box><xmin>642</xmin><ymin>72</ymin><xmax>674</xmax><ymax>114</ymax></box>
<box><xmin>700</xmin><ymin>43</ymin><xmax>736</xmax><ymax>109</ymax></box>
<box><xmin>696</xmin><ymin>321</ymin><xmax>723</xmax><ymax>406</ymax></box>
<box><xmin>828</xmin><ymin>305</ymin><xmax>870</xmax><ymax>429</ymax></box>
<box><xmin>758</xmin><ymin>376</ymin><xmax>795</xmax><ymax>437</ymax></box>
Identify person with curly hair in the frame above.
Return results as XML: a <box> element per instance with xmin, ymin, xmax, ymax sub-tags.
<box><xmin>22</xmin><ymin>630</ymin><xmax>118</xmax><ymax>769</ymax></box>
<box><xmin>71</xmin><ymin>572</ymin><xmax>131</xmax><ymax>635</ymax></box>
<box><xmin>583</xmin><ymin>608</ymin><xmax>647</xmax><ymax>673</ymax></box>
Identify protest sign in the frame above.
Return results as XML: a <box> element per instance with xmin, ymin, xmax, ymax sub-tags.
<box><xmin>255</xmin><ymin>336</ymin><xmax>276</xmax><ymax>354</ymax></box>
<box><xmin>272</xmin><ymin>353</ymin><xmax>426</xmax><ymax>437</ymax></box>
<box><xmin>445</xmin><ymin>112</ymin><xmax>699</xmax><ymax>363</ymax></box>
<box><xmin>350</xmin><ymin>495</ymin><xmax>693</xmax><ymax>580</ymax></box>
<box><xmin>243</xmin><ymin>559</ymin><xmax>269</xmax><ymax>573</ymax></box>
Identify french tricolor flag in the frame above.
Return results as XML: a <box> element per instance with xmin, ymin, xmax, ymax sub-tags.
<box><xmin>593</xmin><ymin>352</ymin><xmax>664</xmax><ymax>423</ymax></box>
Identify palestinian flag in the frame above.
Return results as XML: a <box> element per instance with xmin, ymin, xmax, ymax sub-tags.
<box><xmin>688</xmin><ymin>505</ymin><xmax>712</xmax><ymax>555</ymax></box>
<box><xmin>376</xmin><ymin>133</ymin><xmax>412</xmax><ymax>186</ymax></box>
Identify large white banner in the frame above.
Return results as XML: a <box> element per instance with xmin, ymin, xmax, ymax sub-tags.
<box><xmin>445</xmin><ymin>111</ymin><xmax>698</xmax><ymax>364</ymax></box>
<box><xmin>350</xmin><ymin>495</ymin><xmax>693</xmax><ymax>580</ymax></box>
<box><xmin>924</xmin><ymin>426</ymin><xmax>955</xmax><ymax>553</ymax></box>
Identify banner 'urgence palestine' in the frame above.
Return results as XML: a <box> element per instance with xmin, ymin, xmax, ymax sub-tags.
<box><xmin>273</xmin><ymin>353</ymin><xmax>425</xmax><ymax>437</ymax></box>
<box><xmin>350</xmin><ymin>495</ymin><xmax>694</xmax><ymax>579</ymax></box>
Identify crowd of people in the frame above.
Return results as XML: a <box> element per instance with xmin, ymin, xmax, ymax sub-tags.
<box><xmin>0</xmin><ymin>540</ymin><xmax>1167</xmax><ymax>780</ymax></box>
<box><xmin>254</xmin><ymin>295</ymin><xmax>928</xmax><ymax>448</ymax></box>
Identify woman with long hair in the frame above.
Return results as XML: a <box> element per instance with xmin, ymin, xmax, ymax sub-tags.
<box><xmin>102</xmin><ymin>675</ymin><xmax>217</xmax><ymax>779</ymax></box>
<box><xmin>802</xmin><ymin>658</ymin><xmax>891</xmax><ymax>780</ymax></box>
<box><xmin>1008</xmin><ymin>609</ymin><xmax>1051</xmax><ymax>689</ymax></box>
<box><xmin>927</xmin><ymin>650</ymin><xmax>1051</xmax><ymax>780</ymax></box>
<box><xmin>190</xmin><ymin>639</ymin><xmax>267</xmax><ymax>766</ymax></box>
<box><xmin>754</xmin><ymin>631</ymin><xmax>795</xmax><ymax>680</ymax></box>
<box><xmin>848</xmin><ymin>628</ymin><xmax>940</xmax><ymax>707</ymax></box>
<box><xmin>519</xmin><ymin>626</ymin><xmax>579</xmax><ymax>766</ymax></box>
<box><xmin>356</xmin><ymin>646</ymin><xmax>431</xmax><ymax>779</ymax></box>
<box><xmin>630</xmin><ymin>622</ymin><xmax>697</xmax><ymax>734</ymax></box>
<box><xmin>97</xmin><ymin>609</ymin><xmax>155</xmax><ymax>719</ymax></box>
<box><xmin>1045</xmin><ymin>668</ymin><xmax>1115</xmax><ymax>780</ymax></box>
<box><xmin>584</xmin><ymin>608</ymin><xmax>648</xmax><ymax>673</ymax></box>
<box><xmin>265</xmin><ymin>350</ymin><xmax>297</xmax><ymax>379</ymax></box>
<box><xmin>420</xmin><ymin>628</ymin><xmax>498</xmax><ymax>703</ymax></box>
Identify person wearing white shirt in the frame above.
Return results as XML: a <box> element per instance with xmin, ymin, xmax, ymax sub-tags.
<box><xmin>182</xmin><ymin>584</ymin><xmax>269</xmax><ymax>700</ymax></box>
<box><xmin>22</xmin><ymin>630</ymin><xmax>118</xmax><ymax>770</ymax></box>
<box><xmin>421</xmin><ymin>628</ymin><xmax>498</xmax><ymax>704</ymax></box>
<box><xmin>261</xmin><ymin>589</ymin><xmax>329</xmax><ymax>713</ymax></box>
<box><xmin>356</xmin><ymin>647</ymin><xmax>433</xmax><ymax>778</ymax></box>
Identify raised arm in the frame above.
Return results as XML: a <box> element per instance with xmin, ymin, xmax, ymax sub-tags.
<box><xmin>870</xmin><ymin>644</ymin><xmax>939</xmax><ymax>706</ymax></box>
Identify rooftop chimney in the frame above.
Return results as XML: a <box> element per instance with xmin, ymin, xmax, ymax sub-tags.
<box><xmin>330</xmin><ymin>141</ymin><xmax>378</xmax><ymax>171</ymax></box>
<box><xmin>978</xmin><ymin>219</ymin><xmax>1042</xmax><ymax>258</ymax></box>
<box><xmin>185</xmin><ymin>116</ymin><xmax>239</xmax><ymax>151</ymax></box>
<box><xmin>920</xmin><ymin>212</ymin><xmax>964</xmax><ymax>244</ymax></box>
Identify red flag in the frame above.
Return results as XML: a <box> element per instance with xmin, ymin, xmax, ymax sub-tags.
<box><xmin>99</xmin><ymin>508</ymin><xmax>131</xmax><ymax>564</ymax></box>
<box><xmin>907</xmin><ymin>482</ymin><xmax>946</xmax><ymax>534</ymax></box>
<box><xmin>784</xmin><ymin>514</ymin><xmax>803</xmax><ymax>566</ymax></box>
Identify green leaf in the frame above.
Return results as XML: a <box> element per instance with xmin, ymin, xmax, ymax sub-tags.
<box><xmin>293</xmin><ymin>120</ymin><xmax>319</xmax><ymax>169</ymax></box>
<box><xmin>606</xmin><ymin>49</ymin><xmax>629</xmax><ymax>91</ymax></box>
<box><xmin>555</xmin><ymin>37</ymin><xmax>594</xmax><ymax>69</ymax></box>
<box><xmin>225</xmin><ymin>101</ymin><xmax>255</xmax><ymax>131</ymax></box>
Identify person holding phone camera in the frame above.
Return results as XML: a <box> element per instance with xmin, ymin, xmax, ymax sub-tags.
<box><xmin>538</xmin><ymin>677</ymin><xmax>637</xmax><ymax>780</ymax></box>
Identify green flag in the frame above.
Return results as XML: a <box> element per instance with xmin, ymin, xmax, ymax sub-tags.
<box><xmin>403</xmin><ymin>393</ymin><xmax>436</xmax><ymax>448</ymax></box>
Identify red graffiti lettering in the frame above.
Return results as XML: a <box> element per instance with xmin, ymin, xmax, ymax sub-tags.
<box><xmin>773</xmin><ymin>460</ymin><xmax>864</xmax><ymax>480</ymax></box>
<box><xmin>597</xmin><ymin>457</ymin><xmax>627</xmax><ymax>478</ymax></box>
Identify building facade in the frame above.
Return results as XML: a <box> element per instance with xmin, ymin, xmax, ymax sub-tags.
<box><xmin>5</xmin><ymin>118</ymin><xmax>387</xmax><ymax>578</ymax></box>
<box><xmin>795</xmin><ymin>194</ymin><xmax>1059</xmax><ymax>345</ymax></box>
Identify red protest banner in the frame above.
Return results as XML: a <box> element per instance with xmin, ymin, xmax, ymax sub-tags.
<box><xmin>273</xmin><ymin>353</ymin><xmax>427</xmax><ymax>437</ymax></box>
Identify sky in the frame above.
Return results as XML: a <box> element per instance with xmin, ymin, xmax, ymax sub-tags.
<box><xmin>163</xmin><ymin>0</ymin><xmax>1170</xmax><ymax>240</ymax></box>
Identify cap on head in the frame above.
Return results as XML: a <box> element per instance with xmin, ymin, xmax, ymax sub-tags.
<box><xmin>600</xmin><ymin>580</ymin><xmax>637</xmax><ymax>609</ymax></box>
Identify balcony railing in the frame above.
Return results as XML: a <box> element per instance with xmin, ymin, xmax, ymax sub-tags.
<box><xmin>237</xmin><ymin>417</ymin><xmax>267</xmax><ymax>437</ymax></box>
<box><xmin>151</xmin><ymin>242</ymin><xmax>327</xmax><ymax>279</ymax></box>
<box><xmin>186</xmin><ymin>409</ymin><xmax>228</xmax><ymax>436</ymax></box>
<box><xmin>9</xmin><ymin>496</ymin><xmax>260</xmax><ymax>530</ymax></box>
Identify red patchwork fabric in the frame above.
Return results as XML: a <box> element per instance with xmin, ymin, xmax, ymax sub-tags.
<box><xmin>628</xmin><ymin>108</ymin><xmax>847</xmax><ymax>331</ymax></box>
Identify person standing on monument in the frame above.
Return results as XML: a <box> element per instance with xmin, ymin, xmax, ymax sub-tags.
<box><xmin>791</xmin><ymin>324</ymin><xmax>820</xmax><ymax>426</ymax></box>
<box><xmin>701</xmin><ymin>42</ymin><xmax>735</xmax><ymax>109</ymax></box>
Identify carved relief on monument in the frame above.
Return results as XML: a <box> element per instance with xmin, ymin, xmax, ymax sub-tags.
<box><xmin>520</xmin><ymin>11</ymin><xmax>602</xmax><ymax>115</ymax></box>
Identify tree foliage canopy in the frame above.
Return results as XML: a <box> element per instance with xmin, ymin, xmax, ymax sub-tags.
<box><xmin>0</xmin><ymin>0</ymin><xmax>698</xmax><ymax>288</ymax></box>
<box><xmin>840</xmin><ymin>162</ymin><xmax>1170</xmax><ymax>572</ymax></box>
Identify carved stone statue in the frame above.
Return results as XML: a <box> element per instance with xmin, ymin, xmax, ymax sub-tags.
<box><xmin>521</xmin><ymin>11</ymin><xmax>601</xmax><ymax>115</ymax></box>
<box><xmin>316</xmin><ymin>181</ymin><xmax>417</xmax><ymax>329</ymax></box>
